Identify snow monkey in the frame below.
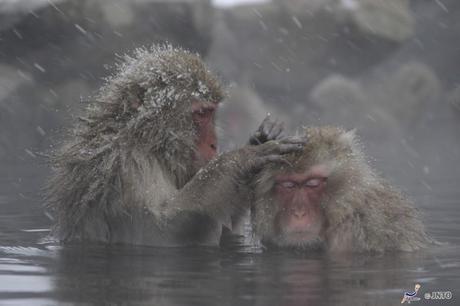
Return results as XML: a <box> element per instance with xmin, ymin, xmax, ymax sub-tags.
<box><xmin>251</xmin><ymin>126</ymin><xmax>431</xmax><ymax>253</ymax></box>
<box><xmin>45</xmin><ymin>45</ymin><xmax>304</xmax><ymax>246</ymax></box>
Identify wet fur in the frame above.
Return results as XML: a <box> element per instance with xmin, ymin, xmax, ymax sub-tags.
<box><xmin>45</xmin><ymin>45</ymin><xmax>224</xmax><ymax>244</ymax></box>
<box><xmin>252</xmin><ymin>126</ymin><xmax>431</xmax><ymax>253</ymax></box>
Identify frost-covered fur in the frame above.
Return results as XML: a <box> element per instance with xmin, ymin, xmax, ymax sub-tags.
<box><xmin>45</xmin><ymin>45</ymin><xmax>225</xmax><ymax>244</ymax></box>
<box><xmin>252</xmin><ymin>126</ymin><xmax>431</xmax><ymax>253</ymax></box>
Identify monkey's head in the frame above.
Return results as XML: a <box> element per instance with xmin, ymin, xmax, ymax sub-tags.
<box><xmin>80</xmin><ymin>45</ymin><xmax>224</xmax><ymax>187</ymax></box>
<box><xmin>253</xmin><ymin>126</ymin><xmax>375</xmax><ymax>250</ymax></box>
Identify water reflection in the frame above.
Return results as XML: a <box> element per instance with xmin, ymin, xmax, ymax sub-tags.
<box><xmin>0</xmin><ymin>239</ymin><xmax>458</xmax><ymax>305</ymax></box>
<box><xmin>0</xmin><ymin>164</ymin><xmax>459</xmax><ymax>305</ymax></box>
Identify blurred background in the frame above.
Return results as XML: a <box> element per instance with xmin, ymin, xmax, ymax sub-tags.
<box><xmin>2</xmin><ymin>0</ymin><xmax>460</xmax><ymax>238</ymax></box>
<box><xmin>0</xmin><ymin>1</ymin><xmax>459</xmax><ymax>305</ymax></box>
<box><xmin>0</xmin><ymin>0</ymin><xmax>459</xmax><ymax>239</ymax></box>
<box><xmin>1</xmin><ymin>0</ymin><xmax>459</xmax><ymax>182</ymax></box>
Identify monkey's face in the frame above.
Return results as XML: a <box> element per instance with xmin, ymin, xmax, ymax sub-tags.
<box><xmin>270</xmin><ymin>164</ymin><xmax>329</xmax><ymax>247</ymax></box>
<box><xmin>191</xmin><ymin>100</ymin><xmax>218</xmax><ymax>167</ymax></box>
<box><xmin>253</xmin><ymin>126</ymin><xmax>364</xmax><ymax>250</ymax></box>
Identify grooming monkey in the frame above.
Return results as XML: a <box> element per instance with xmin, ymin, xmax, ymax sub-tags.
<box><xmin>45</xmin><ymin>45</ymin><xmax>302</xmax><ymax>246</ymax></box>
<box><xmin>251</xmin><ymin>126</ymin><xmax>431</xmax><ymax>252</ymax></box>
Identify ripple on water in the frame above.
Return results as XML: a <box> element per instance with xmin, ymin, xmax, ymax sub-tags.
<box><xmin>0</xmin><ymin>246</ymin><xmax>58</xmax><ymax>258</ymax></box>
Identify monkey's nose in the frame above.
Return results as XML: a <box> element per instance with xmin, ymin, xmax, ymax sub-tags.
<box><xmin>293</xmin><ymin>210</ymin><xmax>307</xmax><ymax>219</ymax></box>
<box><xmin>210</xmin><ymin>144</ymin><xmax>217</xmax><ymax>151</ymax></box>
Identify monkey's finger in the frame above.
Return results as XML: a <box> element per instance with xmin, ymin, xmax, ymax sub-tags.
<box><xmin>276</xmin><ymin>143</ymin><xmax>305</xmax><ymax>155</ymax></box>
<box><xmin>261</xmin><ymin>142</ymin><xmax>303</xmax><ymax>155</ymax></box>
<box><xmin>267</xmin><ymin>120</ymin><xmax>284</xmax><ymax>140</ymax></box>
<box><xmin>260</xmin><ymin>114</ymin><xmax>271</xmax><ymax>125</ymax></box>
<box><xmin>256</xmin><ymin>115</ymin><xmax>270</xmax><ymax>132</ymax></box>
<box><xmin>278</xmin><ymin>135</ymin><xmax>308</xmax><ymax>145</ymax></box>
<box><xmin>249</xmin><ymin>132</ymin><xmax>263</xmax><ymax>145</ymax></box>
<box><xmin>262</xmin><ymin>119</ymin><xmax>275</xmax><ymax>137</ymax></box>
<box><xmin>253</xmin><ymin>155</ymin><xmax>292</xmax><ymax>169</ymax></box>
<box><xmin>254</xmin><ymin>154</ymin><xmax>283</xmax><ymax>169</ymax></box>
<box><xmin>265</xmin><ymin>118</ymin><xmax>279</xmax><ymax>139</ymax></box>
<box><xmin>262</xmin><ymin>114</ymin><xmax>278</xmax><ymax>133</ymax></box>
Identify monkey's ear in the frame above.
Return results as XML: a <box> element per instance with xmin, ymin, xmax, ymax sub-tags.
<box><xmin>338</xmin><ymin>129</ymin><xmax>356</xmax><ymax>147</ymax></box>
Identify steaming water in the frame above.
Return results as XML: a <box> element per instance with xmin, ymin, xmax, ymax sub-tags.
<box><xmin>0</xmin><ymin>163</ymin><xmax>459</xmax><ymax>306</ymax></box>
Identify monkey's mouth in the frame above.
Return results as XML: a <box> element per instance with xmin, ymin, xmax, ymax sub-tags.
<box><xmin>284</xmin><ymin>217</ymin><xmax>322</xmax><ymax>234</ymax></box>
<box><xmin>195</xmin><ymin>142</ymin><xmax>217</xmax><ymax>163</ymax></box>
<box><xmin>284</xmin><ymin>230</ymin><xmax>319</xmax><ymax>240</ymax></box>
<box><xmin>280</xmin><ymin>220</ymin><xmax>324</xmax><ymax>245</ymax></box>
<box><xmin>274</xmin><ymin>232</ymin><xmax>324</xmax><ymax>250</ymax></box>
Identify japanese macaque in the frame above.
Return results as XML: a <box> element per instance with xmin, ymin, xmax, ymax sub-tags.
<box><xmin>251</xmin><ymin>126</ymin><xmax>431</xmax><ymax>253</ymax></box>
<box><xmin>45</xmin><ymin>45</ymin><xmax>304</xmax><ymax>246</ymax></box>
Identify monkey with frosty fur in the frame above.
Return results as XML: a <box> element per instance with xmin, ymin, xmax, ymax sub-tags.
<box><xmin>251</xmin><ymin>126</ymin><xmax>432</xmax><ymax>253</ymax></box>
<box><xmin>45</xmin><ymin>44</ymin><xmax>302</xmax><ymax>246</ymax></box>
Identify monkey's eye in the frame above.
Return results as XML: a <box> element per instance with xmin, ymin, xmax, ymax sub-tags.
<box><xmin>304</xmin><ymin>178</ymin><xmax>325</xmax><ymax>188</ymax></box>
<box><xmin>193</xmin><ymin>108</ymin><xmax>214</xmax><ymax>121</ymax></box>
<box><xmin>278</xmin><ymin>181</ymin><xmax>296</xmax><ymax>189</ymax></box>
<box><xmin>193</xmin><ymin>109</ymin><xmax>206</xmax><ymax>116</ymax></box>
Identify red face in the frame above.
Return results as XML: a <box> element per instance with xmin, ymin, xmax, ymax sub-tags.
<box><xmin>273</xmin><ymin>165</ymin><xmax>329</xmax><ymax>244</ymax></box>
<box><xmin>191</xmin><ymin>101</ymin><xmax>218</xmax><ymax>164</ymax></box>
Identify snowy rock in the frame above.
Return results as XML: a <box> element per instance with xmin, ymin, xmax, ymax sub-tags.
<box><xmin>336</xmin><ymin>0</ymin><xmax>415</xmax><ymax>42</ymax></box>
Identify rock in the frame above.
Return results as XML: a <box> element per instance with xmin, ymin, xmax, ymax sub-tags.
<box><xmin>309</xmin><ymin>74</ymin><xmax>367</xmax><ymax>126</ymax></box>
<box><xmin>309</xmin><ymin>73</ymin><xmax>401</xmax><ymax>139</ymax></box>
<box><xmin>335</xmin><ymin>0</ymin><xmax>415</xmax><ymax>42</ymax></box>
<box><xmin>381</xmin><ymin>61</ymin><xmax>441</xmax><ymax>124</ymax></box>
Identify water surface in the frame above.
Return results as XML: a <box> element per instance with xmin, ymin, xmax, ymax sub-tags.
<box><xmin>0</xmin><ymin>163</ymin><xmax>458</xmax><ymax>306</ymax></box>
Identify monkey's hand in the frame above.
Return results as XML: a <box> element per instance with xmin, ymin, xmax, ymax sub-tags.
<box><xmin>162</xmin><ymin>136</ymin><xmax>307</xmax><ymax>222</ymax></box>
<box><xmin>238</xmin><ymin>136</ymin><xmax>307</xmax><ymax>178</ymax></box>
<box><xmin>249</xmin><ymin>114</ymin><xmax>284</xmax><ymax>145</ymax></box>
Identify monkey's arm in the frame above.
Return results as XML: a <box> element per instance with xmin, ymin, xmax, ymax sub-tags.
<box><xmin>162</xmin><ymin>153</ymin><xmax>247</xmax><ymax>226</ymax></box>
<box><xmin>161</xmin><ymin>137</ymin><xmax>306</xmax><ymax>225</ymax></box>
